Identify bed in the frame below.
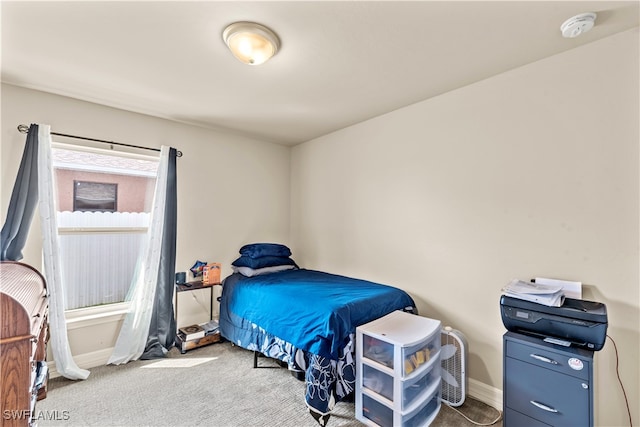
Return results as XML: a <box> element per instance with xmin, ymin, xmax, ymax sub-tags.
<box><xmin>219</xmin><ymin>249</ymin><xmax>416</xmax><ymax>426</ymax></box>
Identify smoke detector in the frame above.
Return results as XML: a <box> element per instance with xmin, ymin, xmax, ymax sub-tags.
<box><xmin>560</xmin><ymin>13</ymin><xmax>597</xmax><ymax>38</ymax></box>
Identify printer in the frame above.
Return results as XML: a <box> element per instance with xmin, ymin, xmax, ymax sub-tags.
<box><xmin>500</xmin><ymin>295</ymin><xmax>608</xmax><ymax>351</ymax></box>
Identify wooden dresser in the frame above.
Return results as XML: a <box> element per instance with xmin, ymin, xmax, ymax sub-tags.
<box><xmin>1</xmin><ymin>262</ymin><xmax>49</xmax><ymax>427</ymax></box>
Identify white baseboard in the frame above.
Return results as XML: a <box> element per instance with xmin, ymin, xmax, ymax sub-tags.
<box><xmin>48</xmin><ymin>348</ymin><xmax>113</xmax><ymax>379</ymax></box>
<box><xmin>468</xmin><ymin>377</ymin><xmax>503</xmax><ymax>410</ymax></box>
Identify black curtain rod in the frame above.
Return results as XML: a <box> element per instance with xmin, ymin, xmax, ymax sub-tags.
<box><xmin>17</xmin><ymin>124</ymin><xmax>182</xmax><ymax>157</ymax></box>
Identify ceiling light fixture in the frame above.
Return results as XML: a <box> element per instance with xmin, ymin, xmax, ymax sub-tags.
<box><xmin>223</xmin><ymin>21</ymin><xmax>280</xmax><ymax>65</ymax></box>
<box><xmin>560</xmin><ymin>13</ymin><xmax>597</xmax><ymax>38</ymax></box>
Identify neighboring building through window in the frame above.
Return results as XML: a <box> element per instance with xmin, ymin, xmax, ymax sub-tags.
<box><xmin>52</xmin><ymin>144</ymin><xmax>159</xmax><ymax>310</ymax></box>
<box><xmin>73</xmin><ymin>181</ymin><xmax>118</xmax><ymax>212</ymax></box>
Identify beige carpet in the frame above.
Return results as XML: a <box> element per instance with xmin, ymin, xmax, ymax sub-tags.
<box><xmin>36</xmin><ymin>341</ymin><xmax>502</xmax><ymax>426</ymax></box>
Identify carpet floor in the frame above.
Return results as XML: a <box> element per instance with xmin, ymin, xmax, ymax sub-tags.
<box><xmin>36</xmin><ymin>341</ymin><xmax>502</xmax><ymax>426</ymax></box>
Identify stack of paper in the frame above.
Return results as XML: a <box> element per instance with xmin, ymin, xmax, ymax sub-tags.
<box><xmin>502</xmin><ymin>279</ymin><xmax>565</xmax><ymax>307</ymax></box>
<box><xmin>201</xmin><ymin>319</ymin><xmax>219</xmax><ymax>336</ymax></box>
<box><xmin>535</xmin><ymin>277</ymin><xmax>582</xmax><ymax>299</ymax></box>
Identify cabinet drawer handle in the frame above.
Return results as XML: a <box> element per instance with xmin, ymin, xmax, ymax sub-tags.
<box><xmin>530</xmin><ymin>400</ymin><xmax>559</xmax><ymax>413</ymax></box>
<box><xmin>529</xmin><ymin>353</ymin><xmax>558</xmax><ymax>365</ymax></box>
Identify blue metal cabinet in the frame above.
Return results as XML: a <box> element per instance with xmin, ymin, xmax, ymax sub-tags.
<box><xmin>503</xmin><ymin>332</ymin><xmax>593</xmax><ymax>427</ymax></box>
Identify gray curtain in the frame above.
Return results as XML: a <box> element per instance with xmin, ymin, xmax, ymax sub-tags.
<box><xmin>0</xmin><ymin>124</ymin><xmax>39</xmax><ymax>261</ymax></box>
<box><xmin>141</xmin><ymin>147</ymin><xmax>177</xmax><ymax>359</ymax></box>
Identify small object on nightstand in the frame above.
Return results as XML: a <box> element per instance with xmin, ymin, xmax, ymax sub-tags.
<box><xmin>190</xmin><ymin>260</ymin><xmax>207</xmax><ymax>278</ymax></box>
<box><xmin>175</xmin><ymin>271</ymin><xmax>187</xmax><ymax>285</ymax></box>
<box><xmin>203</xmin><ymin>263</ymin><xmax>221</xmax><ymax>285</ymax></box>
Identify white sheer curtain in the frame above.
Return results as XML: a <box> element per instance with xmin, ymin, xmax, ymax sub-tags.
<box><xmin>38</xmin><ymin>124</ymin><xmax>90</xmax><ymax>380</ymax></box>
<box><xmin>108</xmin><ymin>146</ymin><xmax>170</xmax><ymax>365</ymax></box>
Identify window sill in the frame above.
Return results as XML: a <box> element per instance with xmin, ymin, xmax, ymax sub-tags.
<box><xmin>65</xmin><ymin>302</ymin><xmax>130</xmax><ymax>330</ymax></box>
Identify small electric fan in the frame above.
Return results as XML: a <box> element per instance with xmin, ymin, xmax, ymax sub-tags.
<box><xmin>440</xmin><ymin>326</ymin><xmax>468</xmax><ymax>406</ymax></box>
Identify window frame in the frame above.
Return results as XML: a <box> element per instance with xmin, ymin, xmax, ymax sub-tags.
<box><xmin>51</xmin><ymin>141</ymin><xmax>159</xmax><ymax>313</ymax></box>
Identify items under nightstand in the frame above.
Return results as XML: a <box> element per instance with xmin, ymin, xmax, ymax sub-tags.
<box><xmin>174</xmin><ymin>280</ymin><xmax>221</xmax><ymax>354</ymax></box>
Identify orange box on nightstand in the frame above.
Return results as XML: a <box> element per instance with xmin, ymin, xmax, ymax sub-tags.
<box><xmin>202</xmin><ymin>263</ymin><xmax>221</xmax><ymax>285</ymax></box>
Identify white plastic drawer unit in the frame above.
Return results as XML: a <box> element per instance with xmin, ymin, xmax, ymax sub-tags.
<box><xmin>356</xmin><ymin>310</ymin><xmax>442</xmax><ymax>427</ymax></box>
<box><xmin>402</xmin><ymin>360</ymin><xmax>439</xmax><ymax>409</ymax></box>
<box><xmin>361</xmin><ymin>379</ymin><xmax>440</xmax><ymax>427</ymax></box>
<box><xmin>361</xmin><ymin>360</ymin><xmax>440</xmax><ymax>410</ymax></box>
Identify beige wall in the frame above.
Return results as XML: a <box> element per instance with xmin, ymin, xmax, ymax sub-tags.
<box><xmin>291</xmin><ymin>28</ymin><xmax>639</xmax><ymax>426</ymax></box>
<box><xmin>1</xmin><ymin>83</ymin><xmax>291</xmax><ymax>349</ymax></box>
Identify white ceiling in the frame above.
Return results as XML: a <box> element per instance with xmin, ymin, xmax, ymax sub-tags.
<box><xmin>2</xmin><ymin>1</ymin><xmax>638</xmax><ymax>146</ymax></box>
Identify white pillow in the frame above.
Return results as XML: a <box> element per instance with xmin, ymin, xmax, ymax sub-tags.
<box><xmin>232</xmin><ymin>264</ymin><xmax>296</xmax><ymax>277</ymax></box>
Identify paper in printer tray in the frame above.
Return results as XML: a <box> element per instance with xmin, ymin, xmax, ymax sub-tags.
<box><xmin>500</xmin><ymin>295</ymin><xmax>608</xmax><ymax>350</ymax></box>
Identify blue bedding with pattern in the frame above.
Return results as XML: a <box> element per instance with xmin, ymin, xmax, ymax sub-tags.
<box><xmin>218</xmin><ymin>269</ymin><xmax>416</xmax><ymax>422</ymax></box>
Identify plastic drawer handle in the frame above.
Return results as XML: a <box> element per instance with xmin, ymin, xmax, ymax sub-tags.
<box><xmin>530</xmin><ymin>400</ymin><xmax>559</xmax><ymax>413</ymax></box>
<box><xmin>529</xmin><ymin>353</ymin><xmax>558</xmax><ymax>364</ymax></box>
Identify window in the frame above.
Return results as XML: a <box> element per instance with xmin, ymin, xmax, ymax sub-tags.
<box><xmin>53</xmin><ymin>144</ymin><xmax>159</xmax><ymax>310</ymax></box>
<box><xmin>73</xmin><ymin>181</ymin><xmax>118</xmax><ymax>212</ymax></box>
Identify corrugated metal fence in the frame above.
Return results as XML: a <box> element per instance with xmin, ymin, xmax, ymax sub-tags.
<box><xmin>57</xmin><ymin>211</ymin><xmax>149</xmax><ymax>310</ymax></box>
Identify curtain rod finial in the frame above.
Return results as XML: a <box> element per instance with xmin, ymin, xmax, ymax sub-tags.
<box><xmin>17</xmin><ymin>124</ymin><xmax>29</xmax><ymax>133</ymax></box>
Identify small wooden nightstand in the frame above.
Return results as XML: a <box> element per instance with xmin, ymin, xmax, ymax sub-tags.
<box><xmin>174</xmin><ymin>280</ymin><xmax>221</xmax><ymax>354</ymax></box>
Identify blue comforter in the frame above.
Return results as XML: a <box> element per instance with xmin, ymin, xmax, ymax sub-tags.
<box><xmin>220</xmin><ymin>269</ymin><xmax>415</xmax><ymax>359</ymax></box>
<box><xmin>219</xmin><ymin>269</ymin><xmax>416</xmax><ymax>422</ymax></box>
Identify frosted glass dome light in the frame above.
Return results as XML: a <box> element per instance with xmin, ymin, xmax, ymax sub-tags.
<box><xmin>223</xmin><ymin>22</ymin><xmax>280</xmax><ymax>65</ymax></box>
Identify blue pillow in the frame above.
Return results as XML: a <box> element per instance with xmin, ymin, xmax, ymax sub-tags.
<box><xmin>232</xmin><ymin>255</ymin><xmax>296</xmax><ymax>269</ymax></box>
<box><xmin>239</xmin><ymin>243</ymin><xmax>292</xmax><ymax>259</ymax></box>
